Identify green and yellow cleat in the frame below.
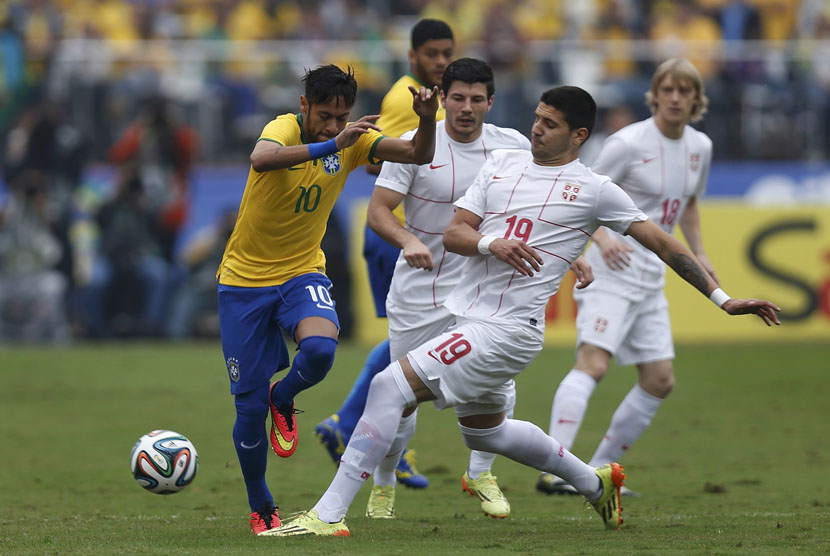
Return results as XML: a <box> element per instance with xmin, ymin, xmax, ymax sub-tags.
<box><xmin>590</xmin><ymin>462</ymin><xmax>626</xmax><ymax>530</ymax></box>
<box><xmin>462</xmin><ymin>471</ymin><xmax>511</xmax><ymax>519</ymax></box>
<box><xmin>365</xmin><ymin>484</ymin><xmax>396</xmax><ymax>519</ymax></box>
<box><xmin>258</xmin><ymin>509</ymin><xmax>349</xmax><ymax>537</ymax></box>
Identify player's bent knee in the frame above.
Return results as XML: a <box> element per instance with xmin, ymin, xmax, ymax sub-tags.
<box><xmin>297</xmin><ymin>335</ymin><xmax>338</xmax><ymax>382</ymax></box>
<box><xmin>234</xmin><ymin>386</ymin><xmax>270</xmax><ymax>421</ymax></box>
<box><xmin>458</xmin><ymin>422</ymin><xmax>506</xmax><ymax>454</ymax></box>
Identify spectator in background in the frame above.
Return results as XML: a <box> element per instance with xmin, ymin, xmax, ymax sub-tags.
<box><xmin>649</xmin><ymin>0</ymin><xmax>722</xmax><ymax>80</ymax></box>
<box><xmin>108</xmin><ymin>94</ymin><xmax>197</xmax><ymax>262</ymax></box>
<box><xmin>481</xmin><ymin>0</ymin><xmax>528</xmax><ymax>129</ymax></box>
<box><xmin>166</xmin><ymin>207</ymin><xmax>237</xmax><ymax>340</ymax></box>
<box><xmin>0</xmin><ymin>169</ymin><xmax>69</xmax><ymax>343</ymax></box>
<box><xmin>81</xmin><ymin>172</ymin><xmax>175</xmax><ymax>338</ymax></box>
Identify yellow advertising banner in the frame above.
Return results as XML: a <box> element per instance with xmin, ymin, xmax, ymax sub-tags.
<box><xmin>351</xmin><ymin>201</ymin><xmax>830</xmax><ymax>345</ymax></box>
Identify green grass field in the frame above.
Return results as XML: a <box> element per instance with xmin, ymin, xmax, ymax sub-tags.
<box><xmin>1</xmin><ymin>341</ymin><xmax>828</xmax><ymax>555</ymax></box>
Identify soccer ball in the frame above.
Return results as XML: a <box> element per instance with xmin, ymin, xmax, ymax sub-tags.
<box><xmin>130</xmin><ymin>430</ymin><xmax>198</xmax><ymax>494</ymax></box>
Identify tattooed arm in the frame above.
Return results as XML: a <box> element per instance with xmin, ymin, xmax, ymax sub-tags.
<box><xmin>625</xmin><ymin>219</ymin><xmax>780</xmax><ymax>325</ymax></box>
<box><xmin>627</xmin><ymin>219</ymin><xmax>715</xmax><ymax>295</ymax></box>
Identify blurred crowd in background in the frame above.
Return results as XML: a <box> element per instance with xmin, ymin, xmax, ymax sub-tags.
<box><xmin>0</xmin><ymin>0</ymin><xmax>828</xmax><ymax>343</ymax></box>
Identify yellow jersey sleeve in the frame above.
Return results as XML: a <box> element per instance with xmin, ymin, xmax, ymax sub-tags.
<box><xmin>218</xmin><ymin>113</ymin><xmax>384</xmax><ymax>287</ymax></box>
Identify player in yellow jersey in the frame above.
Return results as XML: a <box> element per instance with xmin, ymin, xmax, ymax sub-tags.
<box><xmin>217</xmin><ymin>64</ymin><xmax>439</xmax><ymax>535</ymax></box>
<box><xmin>315</xmin><ymin>19</ymin><xmax>454</xmax><ymax>490</ymax></box>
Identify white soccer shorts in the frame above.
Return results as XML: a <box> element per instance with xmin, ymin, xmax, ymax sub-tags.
<box><xmin>386</xmin><ymin>299</ymin><xmax>457</xmax><ymax>362</ymax></box>
<box><xmin>574</xmin><ymin>286</ymin><xmax>674</xmax><ymax>366</ymax></box>
<box><xmin>406</xmin><ymin>317</ymin><xmax>543</xmax><ymax>415</ymax></box>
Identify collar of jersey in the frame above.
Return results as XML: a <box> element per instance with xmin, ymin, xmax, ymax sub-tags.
<box><xmin>407</xmin><ymin>73</ymin><xmax>428</xmax><ymax>87</ymax></box>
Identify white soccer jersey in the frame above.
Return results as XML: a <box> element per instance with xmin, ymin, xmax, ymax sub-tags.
<box><xmin>448</xmin><ymin>150</ymin><xmax>648</xmax><ymax>326</ymax></box>
<box><xmin>376</xmin><ymin>120</ymin><xmax>530</xmax><ymax>312</ymax></box>
<box><xmin>586</xmin><ymin>117</ymin><xmax>712</xmax><ymax>292</ymax></box>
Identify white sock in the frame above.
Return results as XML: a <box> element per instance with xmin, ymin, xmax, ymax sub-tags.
<box><xmin>374</xmin><ymin>409</ymin><xmax>417</xmax><ymax>487</ymax></box>
<box><xmin>589</xmin><ymin>383</ymin><xmax>663</xmax><ymax>467</ymax></box>
<box><xmin>549</xmin><ymin>369</ymin><xmax>596</xmax><ymax>450</ymax></box>
<box><xmin>313</xmin><ymin>364</ymin><xmax>414</xmax><ymax>522</ymax></box>
<box><xmin>467</xmin><ymin>450</ymin><xmax>497</xmax><ymax>479</ymax></box>
<box><xmin>459</xmin><ymin>418</ymin><xmax>601</xmax><ymax>500</ymax></box>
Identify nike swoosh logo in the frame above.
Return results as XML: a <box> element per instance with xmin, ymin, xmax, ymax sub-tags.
<box><xmin>316</xmin><ymin>303</ymin><xmax>335</xmax><ymax>311</ymax></box>
<box><xmin>493</xmin><ymin>175</ymin><xmax>510</xmax><ymax>180</ymax></box>
<box><xmin>275</xmin><ymin>431</ymin><xmax>295</xmax><ymax>452</ymax></box>
<box><xmin>557</xmin><ymin>418</ymin><xmax>579</xmax><ymax>424</ymax></box>
<box><xmin>429</xmin><ymin>163</ymin><xmax>448</xmax><ymax>169</ymax></box>
<box><xmin>287</xmin><ymin>166</ymin><xmax>304</xmax><ymax>171</ymax></box>
<box><xmin>641</xmin><ymin>157</ymin><xmax>657</xmax><ymax>164</ymax></box>
<box><xmin>240</xmin><ymin>439</ymin><xmax>262</xmax><ymax>449</ymax></box>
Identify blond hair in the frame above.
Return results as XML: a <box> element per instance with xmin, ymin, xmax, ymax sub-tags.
<box><xmin>645</xmin><ymin>58</ymin><xmax>709</xmax><ymax>123</ymax></box>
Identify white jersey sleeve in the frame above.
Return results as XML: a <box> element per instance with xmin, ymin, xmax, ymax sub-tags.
<box><xmin>594</xmin><ymin>179</ymin><xmax>649</xmax><ymax>235</ymax></box>
<box><xmin>374</xmin><ymin>128</ymin><xmax>418</xmax><ymax>195</ymax></box>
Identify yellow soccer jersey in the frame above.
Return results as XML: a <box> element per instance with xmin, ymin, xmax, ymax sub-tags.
<box><xmin>218</xmin><ymin>113</ymin><xmax>384</xmax><ymax>287</ymax></box>
<box><xmin>376</xmin><ymin>74</ymin><xmax>446</xmax><ymax>139</ymax></box>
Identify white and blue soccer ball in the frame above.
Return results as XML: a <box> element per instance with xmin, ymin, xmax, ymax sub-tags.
<box><xmin>130</xmin><ymin>430</ymin><xmax>198</xmax><ymax>495</ymax></box>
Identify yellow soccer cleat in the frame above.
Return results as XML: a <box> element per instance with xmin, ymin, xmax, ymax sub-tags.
<box><xmin>259</xmin><ymin>509</ymin><xmax>350</xmax><ymax>537</ymax></box>
<box><xmin>365</xmin><ymin>485</ymin><xmax>396</xmax><ymax>519</ymax></box>
<box><xmin>462</xmin><ymin>471</ymin><xmax>511</xmax><ymax>519</ymax></box>
<box><xmin>590</xmin><ymin>462</ymin><xmax>626</xmax><ymax>530</ymax></box>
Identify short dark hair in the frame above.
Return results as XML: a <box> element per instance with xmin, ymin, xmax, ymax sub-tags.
<box><xmin>302</xmin><ymin>65</ymin><xmax>357</xmax><ymax>108</ymax></box>
<box><xmin>411</xmin><ymin>18</ymin><xmax>454</xmax><ymax>50</ymax></box>
<box><xmin>539</xmin><ymin>86</ymin><xmax>597</xmax><ymax>138</ymax></box>
<box><xmin>441</xmin><ymin>57</ymin><xmax>495</xmax><ymax>98</ymax></box>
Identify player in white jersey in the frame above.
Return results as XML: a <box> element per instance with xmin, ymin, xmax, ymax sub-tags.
<box><xmin>364</xmin><ymin>58</ymin><xmax>530</xmax><ymax>519</ymax></box>
<box><xmin>262</xmin><ymin>86</ymin><xmax>780</xmax><ymax>537</ymax></box>
<box><xmin>537</xmin><ymin>58</ymin><xmax>720</xmax><ymax>497</ymax></box>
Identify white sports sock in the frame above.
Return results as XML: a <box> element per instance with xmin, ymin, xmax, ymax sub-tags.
<box><xmin>589</xmin><ymin>383</ymin><xmax>663</xmax><ymax>467</ymax></box>
<box><xmin>313</xmin><ymin>364</ymin><xmax>413</xmax><ymax>523</ymax></box>
<box><xmin>374</xmin><ymin>409</ymin><xmax>417</xmax><ymax>487</ymax></box>
<box><xmin>467</xmin><ymin>406</ymin><xmax>512</xmax><ymax>479</ymax></box>
<box><xmin>459</xmin><ymin>418</ymin><xmax>601</xmax><ymax>500</ymax></box>
<box><xmin>549</xmin><ymin>369</ymin><xmax>597</xmax><ymax>450</ymax></box>
<box><xmin>467</xmin><ymin>450</ymin><xmax>497</xmax><ymax>480</ymax></box>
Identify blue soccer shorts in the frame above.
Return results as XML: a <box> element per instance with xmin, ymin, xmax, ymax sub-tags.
<box><xmin>363</xmin><ymin>225</ymin><xmax>400</xmax><ymax>318</ymax></box>
<box><xmin>218</xmin><ymin>272</ymin><xmax>340</xmax><ymax>395</ymax></box>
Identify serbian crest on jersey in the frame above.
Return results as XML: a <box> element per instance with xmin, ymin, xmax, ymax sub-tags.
<box><xmin>562</xmin><ymin>183</ymin><xmax>581</xmax><ymax>202</ymax></box>
<box><xmin>226</xmin><ymin>357</ymin><xmax>240</xmax><ymax>382</ymax></box>
<box><xmin>322</xmin><ymin>153</ymin><xmax>342</xmax><ymax>175</ymax></box>
<box><xmin>690</xmin><ymin>153</ymin><xmax>700</xmax><ymax>172</ymax></box>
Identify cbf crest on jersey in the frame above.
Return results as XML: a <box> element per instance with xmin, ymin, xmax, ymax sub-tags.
<box><xmin>226</xmin><ymin>357</ymin><xmax>240</xmax><ymax>382</ymax></box>
<box><xmin>562</xmin><ymin>183</ymin><xmax>581</xmax><ymax>202</ymax></box>
<box><xmin>322</xmin><ymin>153</ymin><xmax>342</xmax><ymax>175</ymax></box>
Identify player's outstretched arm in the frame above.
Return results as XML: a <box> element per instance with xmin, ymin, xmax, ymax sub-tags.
<box><xmin>626</xmin><ymin>219</ymin><xmax>781</xmax><ymax>326</ymax></box>
<box><xmin>372</xmin><ymin>86</ymin><xmax>439</xmax><ymax>165</ymax></box>
<box><xmin>444</xmin><ymin>208</ymin><xmax>543</xmax><ymax>276</ymax></box>
<box><xmin>367</xmin><ymin>186</ymin><xmax>433</xmax><ymax>270</ymax></box>
<box><xmin>249</xmin><ymin>115</ymin><xmax>382</xmax><ymax>172</ymax></box>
